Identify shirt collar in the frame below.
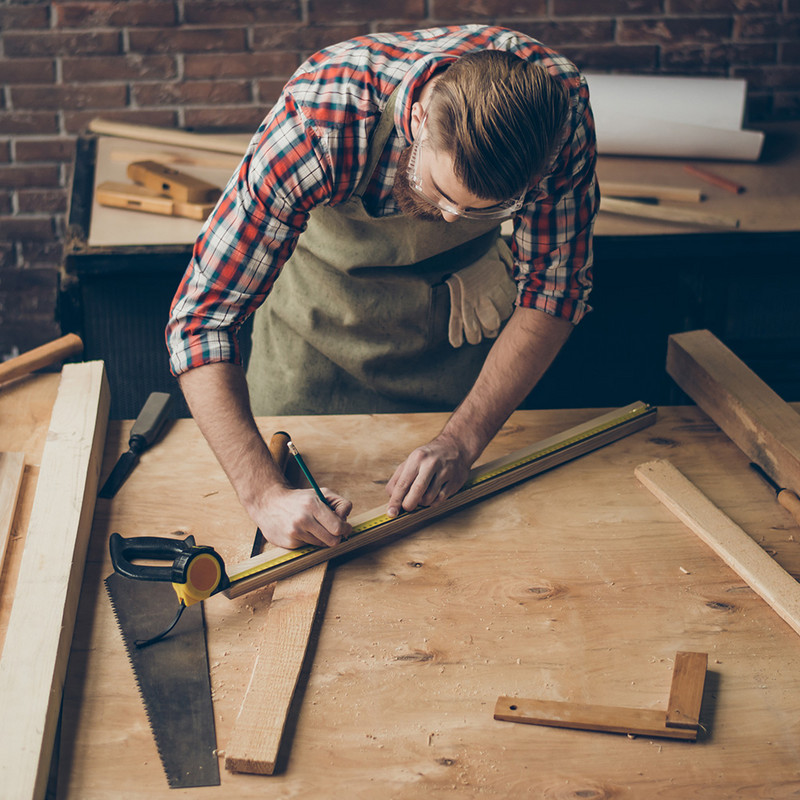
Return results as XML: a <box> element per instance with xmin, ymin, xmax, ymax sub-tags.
<box><xmin>394</xmin><ymin>53</ymin><xmax>458</xmax><ymax>143</ymax></box>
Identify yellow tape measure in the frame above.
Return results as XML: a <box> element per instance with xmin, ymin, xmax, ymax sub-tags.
<box><xmin>229</xmin><ymin>402</ymin><xmax>654</xmax><ymax>585</ymax></box>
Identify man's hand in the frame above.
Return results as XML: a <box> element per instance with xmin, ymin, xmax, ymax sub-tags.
<box><xmin>253</xmin><ymin>485</ymin><xmax>352</xmax><ymax>550</ymax></box>
<box><xmin>385</xmin><ymin>433</ymin><xmax>471</xmax><ymax>517</ymax></box>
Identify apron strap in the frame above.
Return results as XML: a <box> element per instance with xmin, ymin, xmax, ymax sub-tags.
<box><xmin>353</xmin><ymin>85</ymin><xmax>401</xmax><ymax>199</ymax></box>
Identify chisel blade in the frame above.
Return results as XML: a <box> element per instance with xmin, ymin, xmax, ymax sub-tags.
<box><xmin>98</xmin><ymin>450</ymin><xmax>139</xmax><ymax>498</ymax></box>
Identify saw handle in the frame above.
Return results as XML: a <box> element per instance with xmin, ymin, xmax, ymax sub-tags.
<box><xmin>109</xmin><ymin>532</ymin><xmax>197</xmax><ymax>583</ymax></box>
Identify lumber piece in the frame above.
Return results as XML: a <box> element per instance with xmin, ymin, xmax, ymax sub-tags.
<box><xmin>666</xmin><ymin>651</ymin><xmax>707</xmax><ymax>729</ymax></box>
<box><xmin>0</xmin><ymin>452</ymin><xmax>25</xmax><ymax>578</ymax></box>
<box><xmin>225</xmin><ymin>402</ymin><xmax>656</xmax><ymax>597</ymax></box>
<box><xmin>127</xmin><ymin>160</ymin><xmax>220</xmax><ymax>203</ymax></box>
<box><xmin>225</xmin><ymin>564</ymin><xmax>328</xmax><ymax>774</ymax></box>
<box><xmin>667</xmin><ymin>329</ymin><xmax>800</xmax><ymax>496</ymax></box>
<box><xmin>635</xmin><ymin>459</ymin><xmax>800</xmax><ymax>639</ymax></box>
<box><xmin>601</xmin><ymin>181</ymin><xmax>703</xmax><ymax>203</ymax></box>
<box><xmin>89</xmin><ymin>117</ymin><xmax>250</xmax><ymax>156</ymax></box>
<box><xmin>599</xmin><ymin>196</ymin><xmax>739</xmax><ymax>228</ymax></box>
<box><xmin>95</xmin><ymin>181</ymin><xmax>216</xmax><ymax>220</ymax></box>
<box><xmin>0</xmin><ymin>334</ymin><xmax>83</xmax><ymax>385</ymax></box>
<box><xmin>227</xmin><ymin>430</ymin><xmax>330</xmax><ymax>775</ymax></box>
<box><xmin>0</xmin><ymin>361</ymin><xmax>110</xmax><ymax>800</ymax></box>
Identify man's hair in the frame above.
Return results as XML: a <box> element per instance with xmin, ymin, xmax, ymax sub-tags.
<box><xmin>428</xmin><ymin>50</ymin><xmax>570</xmax><ymax>201</ymax></box>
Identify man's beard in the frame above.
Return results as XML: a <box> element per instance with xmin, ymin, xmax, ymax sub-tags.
<box><xmin>392</xmin><ymin>145</ymin><xmax>444</xmax><ymax>222</ymax></box>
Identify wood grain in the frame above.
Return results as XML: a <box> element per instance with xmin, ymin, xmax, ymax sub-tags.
<box><xmin>0</xmin><ymin>453</ymin><xmax>25</xmax><ymax>581</ymax></box>
<box><xmin>599</xmin><ymin>196</ymin><xmax>739</xmax><ymax>228</ymax></box>
<box><xmin>667</xmin><ymin>329</ymin><xmax>800</xmax><ymax>496</ymax></box>
<box><xmin>0</xmin><ymin>362</ymin><xmax>109</xmax><ymax>800</ymax></box>
<box><xmin>665</xmin><ymin>651</ymin><xmax>707</xmax><ymax>729</ymax></box>
<box><xmin>0</xmin><ymin>333</ymin><xmax>83</xmax><ymax>385</ymax></box>
<box><xmin>636</xmin><ymin>459</ymin><xmax>800</xmax><ymax>638</ymax></box>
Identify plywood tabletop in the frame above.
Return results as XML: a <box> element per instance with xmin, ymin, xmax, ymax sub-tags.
<box><xmin>48</xmin><ymin>403</ymin><xmax>800</xmax><ymax>798</ymax></box>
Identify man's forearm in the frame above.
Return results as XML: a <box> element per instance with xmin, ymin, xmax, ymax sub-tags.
<box><xmin>442</xmin><ymin>306</ymin><xmax>573</xmax><ymax>462</ymax></box>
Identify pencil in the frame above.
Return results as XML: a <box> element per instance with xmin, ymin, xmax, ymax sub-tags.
<box><xmin>287</xmin><ymin>440</ymin><xmax>330</xmax><ymax>507</ymax></box>
<box><xmin>683</xmin><ymin>164</ymin><xmax>745</xmax><ymax>194</ymax></box>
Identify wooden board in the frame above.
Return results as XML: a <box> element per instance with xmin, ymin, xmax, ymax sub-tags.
<box><xmin>636</xmin><ymin>458</ymin><xmax>800</xmax><ymax>639</ymax></box>
<box><xmin>666</xmin><ymin>651</ymin><xmax>708</xmax><ymax>729</ymax></box>
<box><xmin>0</xmin><ymin>453</ymin><xmax>25</xmax><ymax>583</ymax></box>
<box><xmin>0</xmin><ymin>362</ymin><xmax>109</xmax><ymax>800</ymax></box>
<box><xmin>57</xmin><ymin>405</ymin><xmax>800</xmax><ymax>797</ymax></box>
<box><xmin>667</xmin><ymin>329</ymin><xmax>800</xmax><ymax>495</ymax></box>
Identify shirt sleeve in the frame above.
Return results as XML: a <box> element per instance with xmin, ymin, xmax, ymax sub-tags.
<box><xmin>511</xmin><ymin>81</ymin><xmax>599</xmax><ymax>325</ymax></box>
<box><xmin>166</xmin><ymin>91</ymin><xmax>335</xmax><ymax>376</ymax></box>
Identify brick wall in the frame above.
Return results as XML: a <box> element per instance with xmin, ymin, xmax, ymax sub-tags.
<box><xmin>1</xmin><ymin>0</ymin><xmax>799</xmax><ymax>359</ymax></box>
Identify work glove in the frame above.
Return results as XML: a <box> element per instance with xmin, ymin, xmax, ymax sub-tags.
<box><xmin>445</xmin><ymin>246</ymin><xmax>517</xmax><ymax>347</ymax></box>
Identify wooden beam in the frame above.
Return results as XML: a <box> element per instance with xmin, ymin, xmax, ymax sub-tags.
<box><xmin>225</xmin><ymin>402</ymin><xmax>656</xmax><ymax>598</ymax></box>
<box><xmin>0</xmin><ymin>452</ymin><xmax>25</xmax><ymax>580</ymax></box>
<box><xmin>667</xmin><ymin>329</ymin><xmax>800</xmax><ymax>496</ymax></box>
<box><xmin>0</xmin><ymin>362</ymin><xmax>109</xmax><ymax>800</ymax></box>
<box><xmin>0</xmin><ymin>334</ymin><xmax>83</xmax><ymax>385</ymax></box>
<box><xmin>635</xmin><ymin>459</ymin><xmax>800</xmax><ymax>639</ymax></box>
<box><xmin>666</xmin><ymin>651</ymin><xmax>708</xmax><ymax>729</ymax></box>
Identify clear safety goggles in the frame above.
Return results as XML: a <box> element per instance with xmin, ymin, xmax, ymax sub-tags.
<box><xmin>406</xmin><ymin>111</ymin><xmax>526</xmax><ymax>220</ymax></box>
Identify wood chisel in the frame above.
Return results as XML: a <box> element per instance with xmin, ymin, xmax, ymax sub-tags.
<box><xmin>98</xmin><ymin>391</ymin><xmax>173</xmax><ymax>498</ymax></box>
<box><xmin>750</xmin><ymin>462</ymin><xmax>800</xmax><ymax>526</ymax></box>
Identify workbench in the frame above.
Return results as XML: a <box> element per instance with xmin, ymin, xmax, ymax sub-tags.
<box><xmin>3</xmin><ymin>373</ymin><xmax>800</xmax><ymax>797</ymax></box>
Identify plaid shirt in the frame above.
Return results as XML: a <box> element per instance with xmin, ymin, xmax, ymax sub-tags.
<box><xmin>167</xmin><ymin>25</ymin><xmax>598</xmax><ymax>375</ymax></box>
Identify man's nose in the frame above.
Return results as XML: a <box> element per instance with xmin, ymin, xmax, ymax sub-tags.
<box><xmin>440</xmin><ymin>210</ymin><xmax>460</xmax><ymax>223</ymax></box>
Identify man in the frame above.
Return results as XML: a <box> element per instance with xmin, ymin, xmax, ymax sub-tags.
<box><xmin>166</xmin><ymin>25</ymin><xmax>598</xmax><ymax>551</ymax></box>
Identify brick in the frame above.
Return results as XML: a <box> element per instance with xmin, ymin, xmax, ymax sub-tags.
<box><xmin>619</xmin><ymin>16</ymin><xmax>733</xmax><ymax>44</ymax></box>
<box><xmin>251</xmin><ymin>23</ymin><xmax>368</xmax><ymax>51</ymax></box>
<box><xmin>662</xmin><ymin>41</ymin><xmax>776</xmax><ymax>69</ymax></box>
<box><xmin>0</xmin><ymin>165</ymin><xmax>61</xmax><ymax>189</ymax></box>
<box><xmin>55</xmin><ymin>2</ymin><xmax>177</xmax><ymax>28</ymax></box>
<box><xmin>129</xmin><ymin>28</ymin><xmax>246</xmax><ymax>54</ymax></box>
<box><xmin>18</xmin><ymin>190</ymin><xmax>68</xmax><ymax>215</ymax></box>
<box><xmin>309</xmin><ymin>0</ymin><xmax>424</xmax><ymax>22</ymax></box>
<box><xmin>0</xmin><ymin>111</ymin><xmax>59</xmax><ymax>135</ymax></box>
<box><xmin>0</xmin><ymin>319</ymin><xmax>63</xmax><ymax>358</ymax></box>
<box><xmin>0</xmin><ymin>216</ymin><xmax>56</xmax><ymax>240</ymax></box>
<box><xmin>184</xmin><ymin>52</ymin><xmax>300</xmax><ymax>80</ymax></box>
<box><xmin>63</xmin><ymin>108</ymin><xmax>178</xmax><ymax>134</ymax></box>
<box><xmin>668</xmin><ymin>0</ymin><xmax>780</xmax><ymax>11</ymax></box>
<box><xmin>0</xmin><ymin>267</ymin><xmax>59</xmax><ymax>315</ymax></box>
<box><xmin>735</xmin><ymin>15</ymin><xmax>800</xmax><ymax>40</ymax></box>
<box><xmin>554</xmin><ymin>0</ymin><xmax>662</xmax><ymax>13</ymax></box>
<box><xmin>433</xmin><ymin>0</ymin><xmax>545</xmax><ymax>20</ymax></box>
<box><xmin>734</xmin><ymin>65</ymin><xmax>800</xmax><ymax>88</ymax></box>
<box><xmin>133</xmin><ymin>80</ymin><xmax>252</xmax><ymax>106</ymax></box>
<box><xmin>784</xmin><ymin>41</ymin><xmax>800</xmax><ymax>63</ymax></box>
<box><xmin>20</xmin><ymin>240</ymin><xmax>64</xmax><ymax>268</ymax></box>
<box><xmin>63</xmin><ymin>54</ymin><xmax>178</xmax><ymax>82</ymax></box>
<box><xmin>560</xmin><ymin>44</ymin><xmax>659</xmax><ymax>71</ymax></box>
<box><xmin>257</xmin><ymin>78</ymin><xmax>290</xmax><ymax>106</ymax></box>
<box><xmin>1</xmin><ymin>60</ymin><xmax>56</xmax><ymax>85</ymax></box>
<box><xmin>11</xmin><ymin>84</ymin><xmax>128</xmax><ymax>111</ymax></box>
<box><xmin>0</xmin><ymin>5</ymin><xmax>50</xmax><ymax>30</ymax></box>
<box><xmin>0</xmin><ymin>194</ymin><xmax>11</xmax><ymax>215</ymax></box>
<box><xmin>184</xmin><ymin>0</ymin><xmax>300</xmax><ymax>25</ymax></box>
<box><xmin>15</xmin><ymin>138</ymin><xmax>77</xmax><ymax>163</ymax></box>
<box><xmin>184</xmin><ymin>106</ymin><xmax>268</xmax><ymax>132</ymax></box>
<box><xmin>507</xmin><ymin>19</ymin><xmax>615</xmax><ymax>46</ymax></box>
<box><xmin>770</xmin><ymin>90</ymin><xmax>800</xmax><ymax>118</ymax></box>
<box><xmin>0</xmin><ymin>141</ymin><xmax>9</xmax><ymax>163</ymax></box>
<box><xmin>3</xmin><ymin>31</ymin><xmax>122</xmax><ymax>58</ymax></box>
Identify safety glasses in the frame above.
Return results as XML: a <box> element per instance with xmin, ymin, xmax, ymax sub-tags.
<box><xmin>406</xmin><ymin>111</ymin><xmax>526</xmax><ymax>220</ymax></box>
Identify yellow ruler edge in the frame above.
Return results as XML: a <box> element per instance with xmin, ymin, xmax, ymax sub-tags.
<box><xmin>228</xmin><ymin>402</ymin><xmax>654</xmax><ymax>585</ymax></box>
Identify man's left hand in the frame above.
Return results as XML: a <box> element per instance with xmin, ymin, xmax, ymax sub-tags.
<box><xmin>385</xmin><ymin>433</ymin><xmax>471</xmax><ymax>517</ymax></box>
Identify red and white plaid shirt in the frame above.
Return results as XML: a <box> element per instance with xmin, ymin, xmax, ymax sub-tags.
<box><xmin>167</xmin><ymin>25</ymin><xmax>598</xmax><ymax>375</ymax></box>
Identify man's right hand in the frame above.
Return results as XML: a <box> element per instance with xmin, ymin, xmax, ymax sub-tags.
<box><xmin>251</xmin><ymin>485</ymin><xmax>352</xmax><ymax>550</ymax></box>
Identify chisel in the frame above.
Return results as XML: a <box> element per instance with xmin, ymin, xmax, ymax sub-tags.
<box><xmin>98</xmin><ymin>392</ymin><xmax>173</xmax><ymax>498</ymax></box>
<box><xmin>750</xmin><ymin>462</ymin><xmax>800</xmax><ymax>527</ymax></box>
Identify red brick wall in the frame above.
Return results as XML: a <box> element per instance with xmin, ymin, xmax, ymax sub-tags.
<box><xmin>1</xmin><ymin>0</ymin><xmax>799</xmax><ymax>357</ymax></box>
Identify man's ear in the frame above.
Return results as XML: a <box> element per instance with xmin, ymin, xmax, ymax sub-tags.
<box><xmin>410</xmin><ymin>101</ymin><xmax>425</xmax><ymax>139</ymax></box>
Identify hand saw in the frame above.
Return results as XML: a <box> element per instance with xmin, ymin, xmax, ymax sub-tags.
<box><xmin>108</xmin><ymin>401</ymin><xmax>657</xmax><ymax>614</ymax></box>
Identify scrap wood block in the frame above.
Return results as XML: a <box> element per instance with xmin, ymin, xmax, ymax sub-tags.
<box><xmin>0</xmin><ymin>361</ymin><xmax>109</xmax><ymax>800</ymax></box>
<box><xmin>495</xmin><ymin>651</ymin><xmax>706</xmax><ymax>741</ymax></box>
<box><xmin>667</xmin><ymin>329</ymin><xmax>800</xmax><ymax>496</ymax></box>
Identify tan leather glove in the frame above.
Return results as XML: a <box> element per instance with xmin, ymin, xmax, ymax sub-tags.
<box><xmin>445</xmin><ymin>244</ymin><xmax>517</xmax><ymax>347</ymax></box>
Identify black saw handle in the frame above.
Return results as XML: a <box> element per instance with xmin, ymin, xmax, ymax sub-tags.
<box><xmin>109</xmin><ymin>532</ymin><xmax>198</xmax><ymax>583</ymax></box>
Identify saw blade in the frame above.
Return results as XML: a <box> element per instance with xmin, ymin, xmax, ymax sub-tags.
<box><xmin>105</xmin><ymin>572</ymin><xmax>220</xmax><ymax>788</ymax></box>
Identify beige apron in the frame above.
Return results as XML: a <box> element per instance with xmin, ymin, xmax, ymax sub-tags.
<box><xmin>247</xmin><ymin>89</ymin><xmax>515</xmax><ymax>415</ymax></box>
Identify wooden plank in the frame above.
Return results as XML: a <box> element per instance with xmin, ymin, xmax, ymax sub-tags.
<box><xmin>0</xmin><ymin>334</ymin><xmax>83</xmax><ymax>385</ymax></box>
<box><xmin>601</xmin><ymin>181</ymin><xmax>703</xmax><ymax>203</ymax></box>
<box><xmin>599</xmin><ymin>196</ymin><xmax>739</xmax><ymax>228</ymax></box>
<box><xmin>0</xmin><ymin>361</ymin><xmax>109</xmax><ymax>800</ymax></box>
<box><xmin>225</xmin><ymin>564</ymin><xmax>329</xmax><ymax>774</ymax></box>
<box><xmin>667</xmin><ymin>329</ymin><xmax>800</xmax><ymax>496</ymax></box>
<box><xmin>0</xmin><ymin>452</ymin><xmax>25</xmax><ymax>582</ymax></box>
<box><xmin>665</xmin><ymin>651</ymin><xmax>707</xmax><ymax>729</ymax></box>
<box><xmin>127</xmin><ymin>160</ymin><xmax>220</xmax><ymax>203</ymax></box>
<box><xmin>225</xmin><ymin>402</ymin><xmax>656</xmax><ymax>597</ymax></box>
<box><xmin>227</xmin><ymin>430</ymin><xmax>329</xmax><ymax>775</ymax></box>
<box><xmin>95</xmin><ymin>181</ymin><xmax>216</xmax><ymax>220</ymax></box>
<box><xmin>493</xmin><ymin>697</ymin><xmax>697</xmax><ymax>741</ymax></box>
<box><xmin>635</xmin><ymin>459</ymin><xmax>800</xmax><ymax>638</ymax></box>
